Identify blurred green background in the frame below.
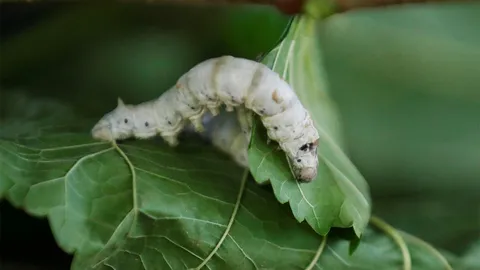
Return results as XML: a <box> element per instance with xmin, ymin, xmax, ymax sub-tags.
<box><xmin>1</xmin><ymin>1</ymin><xmax>479</xmax><ymax>269</ymax></box>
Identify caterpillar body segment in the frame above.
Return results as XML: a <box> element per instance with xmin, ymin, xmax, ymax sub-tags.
<box><xmin>91</xmin><ymin>55</ymin><xmax>319</xmax><ymax>182</ymax></box>
<box><xmin>206</xmin><ymin>111</ymin><xmax>249</xmax><ymax>168</ymax></box>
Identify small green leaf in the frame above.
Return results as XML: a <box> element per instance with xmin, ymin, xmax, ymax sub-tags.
<box><xmin>249</xmin><ymin>15</ymin><xmax>371</xmax><ymax>237</ymax></box>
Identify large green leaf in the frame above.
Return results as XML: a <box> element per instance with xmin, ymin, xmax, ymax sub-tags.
<box><xmin>248</xmin><ymin>15</ymin><xmax>371</xmax><ymax>237</ymax></box>
<box><xmin>0</xmin><ymin>91</ymin><xmax>453</xmax><ymax>270</ymax></box>
<box><xmin>372</xmin><ymin>194</ymin><xmax>479</xmax><ymax>253</ymax></box>
<box><xmin>0</xmin><ymin>91</ymin><xmax>322</xmax><ymax>269</ymax></box>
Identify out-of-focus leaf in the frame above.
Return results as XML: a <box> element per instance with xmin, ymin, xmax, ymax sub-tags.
<box><xmin>319</xmin><ymin>223</ymin><xmax>455</xmax><ymax>270</ymax></box>
<box><xmin>248</xmin><ymin>15</ymin><xmax>371</xmax><ymax>237</ymax></box>
<box><xmin>0</xmin><ymin>4</ymin><xmax>289</xmax><ymax>90</ymax></box>
<box><xmin>218</xmin><ymin>5</ymin><xmax>290</xmax><ymax>58</ymax></box>
<box><xmin>456</xmin><ymin>240</ymin><xmax>480</xmax><ymax>270</ymax></box>
<box><xmin>319</xmin><ymin>2</ymin><xmax>480</xmax><ymax>194</ymax></box>
<box><xmin>373</xmin><ymin>195</ymin><xmax>479</xmax><ymax>253</ymax></box>
<box><xmin>399</xmin><ymin>231</ymin><xmax>456</xmax><ymax>270</ymax></box>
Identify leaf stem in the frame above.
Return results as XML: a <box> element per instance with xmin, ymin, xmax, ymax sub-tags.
<box><xmin>112</xmin><ymin>141</ymin><xmax>138</xmax><ymax>217</ymax></box>
<box><xmin>370</xmin><ymin>216</ymin><xmax>412</xmax><ymax>270</ymax></box>
<box><xmin>305</xmin><ymin>235</ymin><xmax>327</xmax><ymax>270</ymax></box>
<box><xmin>400</xmin><ymin>231</ymin><xmax>453</xmax><ymax>270</ymax></box>
<box><xmin>192</xmin><ymin>168</ymin><xmax>250</xmax><ymax>270</ymax></box>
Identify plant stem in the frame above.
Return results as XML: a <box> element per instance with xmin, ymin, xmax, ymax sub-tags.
<box><xmin>399</xmin><ymin>231</ymin><xmax>454</xmax><ymax>270</ymax></box>
<box><xmin>370</xmin><ymin>216</ymin><xmax>412</xmax><ymax>270</ymax></box>
<box><xmin>305</xmin><ymin>236</ymin><xmax>327</xmax><ymax>270</ymax></box>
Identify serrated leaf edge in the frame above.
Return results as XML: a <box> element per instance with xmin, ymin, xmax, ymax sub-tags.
<box><xmin>256</xmin><ymin>15</ymin><xmax>370</xmax><ymax>237</ymax></box>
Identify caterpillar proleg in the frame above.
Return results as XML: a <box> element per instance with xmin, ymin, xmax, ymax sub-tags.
<box><xmin>91</xmin><ymin>55</ymin><xmax>319</xmax><ymax>182</ymax></box>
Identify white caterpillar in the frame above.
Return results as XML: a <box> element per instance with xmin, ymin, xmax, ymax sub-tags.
<box><xmin>91</xmin><ymin>55</ymin><xmax>319</xmax><ymax>182</ymax></box>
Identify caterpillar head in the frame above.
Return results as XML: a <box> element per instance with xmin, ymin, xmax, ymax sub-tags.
<box><xmin>91</xmin><ymin>98</ymin><xmax>135</xmax><ymax>141</ymax></box>
<box><xmin>289</xmin><ymin>139</ymin><xmax>319</xmax><ymax>182</ymax></box>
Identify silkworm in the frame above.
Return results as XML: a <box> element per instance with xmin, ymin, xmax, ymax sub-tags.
<box><xmin>91</xmin><ymin>55</ymin><xmax>319</xmax><ymax>182</ymax></box>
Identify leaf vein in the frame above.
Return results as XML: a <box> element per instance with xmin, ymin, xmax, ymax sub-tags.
<box><xmin>228</xmin><ymin>234</ymin><xmax>258</xmax><ymax>269</ymax></box>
